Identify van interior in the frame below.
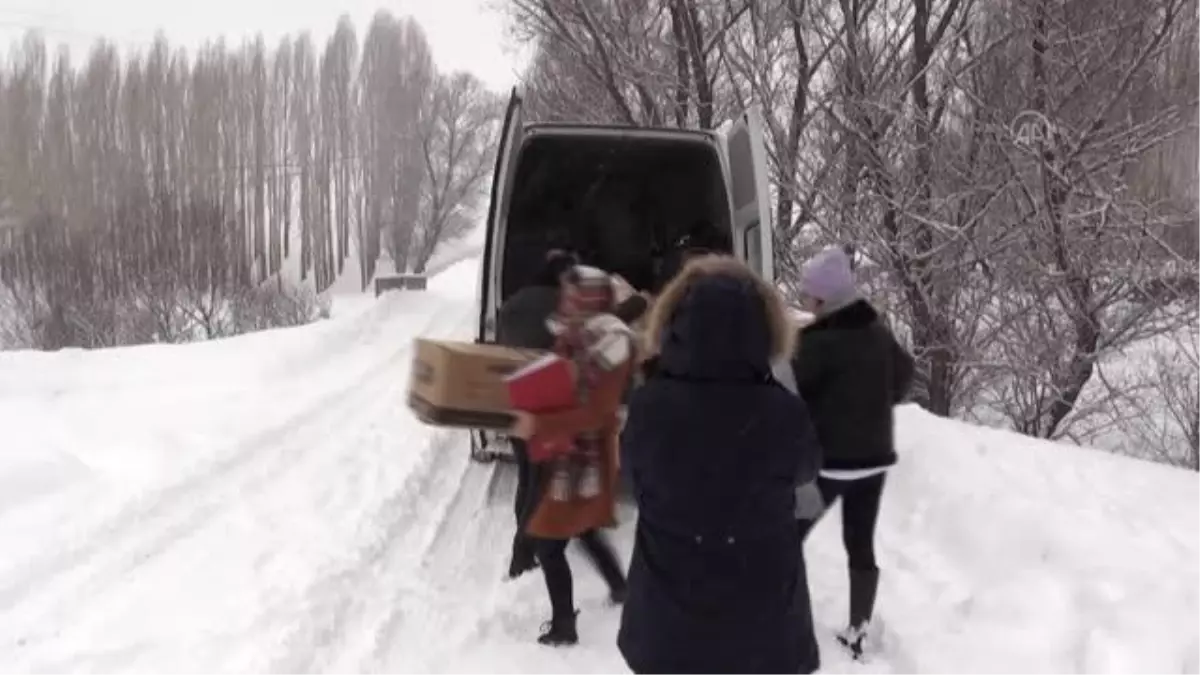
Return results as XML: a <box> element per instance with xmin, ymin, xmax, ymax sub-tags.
<box><xmin>499</xmin><ymin>133</ymin><xmax>733</xmax><ymax>301</ymax></box>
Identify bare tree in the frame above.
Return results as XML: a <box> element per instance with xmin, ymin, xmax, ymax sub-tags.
<box><xmin>270</xmin><ymin>36</ymin><xmax>295</xmax><ymax>278</ymax></box>
<box><xmin>0</xmin><ymin>11</ymin><xmax>488</xmax><ymax>347</ymax></box>
<box><xmin>977</xmin><ymin>0</ymin><xmax>1199</xmax><ymax>440</ymax></box>
<box><xmin>717</xmin><ymin>0</ymin><xmax>841</xmax><ymax>279</ymax></box>
<box><xmin>358</xmin><ymin>12</ymin><xmax>435</xmax><ymax>278</ymax></box>
<box><xmin>322</xmin><ymin>17</ymin><xmax>358</xmax><ymax>278</ymax></box>
<box><xmin>502</xmin><ymin>0</ymin><xmax>1200</xmax><ymax>469</ymax></box>
<box><xmin>412</xmin><ymin>72</ymin><xmax>500</xmax><ymax>272</ymax></box>
<box><xmin>509</xmin><ymin>0</ymin><xmax>750</xmax><ymax>128</ymax></box>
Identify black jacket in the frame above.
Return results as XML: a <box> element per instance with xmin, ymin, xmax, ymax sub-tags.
<box><xmin>618</xmin><ymin>274</ymin><xmax>821</xmax><ymax>675</ymax></box>
<box><xmin>496</xmin><ymin>285</ymin><xmax>559</xmax><ymax>350</ymax></box>
<box><xmin>495</xmin><ymin>251</ymin><xmax>578</xmax><ymax>349</ymax></box>
<box><xmin>791</xmin><ymin>299</ymin><xmax>914</xmax><ymax>471</ymax></box>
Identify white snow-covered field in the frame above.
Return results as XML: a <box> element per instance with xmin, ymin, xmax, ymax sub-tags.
<box><xmin>0</xmin><ymin>254</ymin><xmax>1196</xmax><ymax>674</ymax></box>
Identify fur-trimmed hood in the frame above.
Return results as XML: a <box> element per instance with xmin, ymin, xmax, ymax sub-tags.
<box><xmin>644</xmin><ymin>256</ymin><xmax>793</xmax><ymax>382</ymax></box>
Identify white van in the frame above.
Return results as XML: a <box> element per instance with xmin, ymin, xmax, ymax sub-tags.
<box><xmin>471</xmin><ymin>89</ymin><xmax>774</xmax><ymax>462</ymax></box>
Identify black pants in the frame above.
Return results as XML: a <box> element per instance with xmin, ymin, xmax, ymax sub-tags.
<box><xmin>800</xmin><ymin>473</ymin><xmax>886</xmax><ymax>572</ymax></box>
<box><xmin>511</xmin><ymin>439</ymin><xmax>538</xmax><ymax>561</ymax></box>
<box><xmin>536</xmin><ymin>530</ymin><xmax>626</xmax><ymax>620</ymax></box>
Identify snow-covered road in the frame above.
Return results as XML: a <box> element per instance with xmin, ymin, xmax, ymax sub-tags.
<box><xmin>0</xmin><ymin>257</ymin><xmax>1196</xmax><ymax>674</ymax></box>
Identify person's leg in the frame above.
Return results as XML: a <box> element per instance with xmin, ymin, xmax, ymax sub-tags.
<box><xmin>508</xmin><ymin>439</ymin><xmax>538</xmax><ymax>579</ymax></box>
<box><xmin>836</xmin><ymin>473</ymin><xmax>887</xmax><ymax>657</ymax></box>
<box><xmin>840</xmin><ymin>473</ymin><xmax>886</xmax><ymax>575</ymax></box>
<box><xmin>513</xmin><ymin>439</ymin><xmax>530</xmax><ymax>524</ymax></box>
<box><xmin>534</xmin><ymin>537</ymin><xmax>578</xmax><ymax>645</ymax></box>
<box><xmin>577</xmin><ymin>529</ymin><xmax>627</xmax><ymax>602</ymax></box>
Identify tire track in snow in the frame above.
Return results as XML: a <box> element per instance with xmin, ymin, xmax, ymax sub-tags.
<box><xmin>384</xmin><ymin>466</ymin><xmax>528</xmax><ymax>671</ymax></box>
<box><xmin>407</xmin><ymin>470</ymin><xmax>631</xmax><ymax>672</ymax></box>
<box><xmin>23</xmin><ymin>300</ymin><xmax>475</xmax><ymax>672</ymax></box>
<box><xmin>272</xmin><ymin>369</ymin><xmax>509</xmax><ymax>672</ymax></box>
<box><xmin>0</xmin><ymin>298</ymin><xmax>463</xmax><ymax>646</ymax></box>
<box><xmin>264</xmin><ymin>306</ymin><xmax>485</xmax><ymax>673</ymax></box>
<box><xmin>3</xmin><ymin>371</ymin><xmax>385</xmax><ymax>631</ymax></box>
<box><xmin>362</xmin><ymin>432</ymin><xmax>498</xmax><ymax>667</ymax></box>
<box><xmin>415</xmin><ymin>443</ymin><xmax>506</xmax><ymax>567</ymax></box>
<box><xmin>269</xmin><ymin>424</ymin><xmax>483</xmax><ymax>672</ymax></box>
<box><xmin>360</xmin><ymin>454</ymin><xmax>509</xmax><ymax>671</ymax></box>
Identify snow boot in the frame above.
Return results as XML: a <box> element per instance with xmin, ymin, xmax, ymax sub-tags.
<box><xmin>537</xmin><ymin>610</ymin><xmax>579</xmax><ymax>647</ymax></box>
<box><xmin>838</xmin><ymin>568</ymin><xmax>879</xmax><ymax>660</ymax></box>
<box><xmin>836</xmin><ymin>623</ymin><xmax>871</xmax><ymax>660</ymax></box>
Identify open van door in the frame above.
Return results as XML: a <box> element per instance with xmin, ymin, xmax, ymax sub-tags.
<box><xmin>472</xmin><ymin>89</ymin><xmax>523</xmax><ymax>463</ymax></box>
<box><xmin>477</xmin><ymin>88</ymin><xmax>525</xmax><ymax>343</ymax></box>
<box><xmin>721</xmin><ymin>106</ymin><xmax>775</xmax><ymax>284</ymax></box>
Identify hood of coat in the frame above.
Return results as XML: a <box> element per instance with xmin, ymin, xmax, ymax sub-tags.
<box><xmin>656</xmin><ymin>273</ymin><xmax>774</xmax><ymax>383</ymax></box>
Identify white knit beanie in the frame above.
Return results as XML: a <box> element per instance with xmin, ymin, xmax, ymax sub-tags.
<box><xmin>800</xmin><ymin>246</ymin><xmax>856</xmax><ymax>309</ymax></box>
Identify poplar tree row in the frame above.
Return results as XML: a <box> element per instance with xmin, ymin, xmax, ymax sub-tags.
<box><xmin>0</xmin><ymin>10</ymin><xmax>499</xmax><ymax>314</ymax></box>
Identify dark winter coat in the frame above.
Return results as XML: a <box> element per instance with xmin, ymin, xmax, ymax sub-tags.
<box><xmin>790</xmin><ymin>298</ymin><xmax>915</xmax><ymax>471</ymax></box>
<box><xmin>496</xmin><ymin>285</ymin><xmax>559</xmax><ymax>350</ymax></box>
<box><xmin>618</xmin><ymin>273</ymin><xmax>822</xmax><ymax>675</ymax></box>
<box><xmin>496</xmin><ymin>252</ymin><xmax>579</xmax><ymax>350</ymax></box>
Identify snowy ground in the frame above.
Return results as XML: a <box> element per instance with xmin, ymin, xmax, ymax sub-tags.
<box><xmin>0</xmin><ymin>256</ymin><xmax>1196</xmax><ymax>674</ymax></box>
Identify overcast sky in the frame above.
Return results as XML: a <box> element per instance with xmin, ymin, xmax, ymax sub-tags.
<box><xmin>0</xmin><ymin>0</ymin><xmax>526</xmax><ymax>91</ymax></box>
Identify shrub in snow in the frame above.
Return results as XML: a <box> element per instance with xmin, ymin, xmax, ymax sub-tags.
<box><xmin>0</xmin><ymin>287</ymin><xmax>35</xmax><ymax>350</ymax></box>
<box><xmin>0</xmin><ymin>281</ymin><xmax>326</xmax><ymax>351</ymax></box>
<box><xmin>228</xmin><ymin>283</ymin><xmax>325</xmax><ymax>335</ymax></box>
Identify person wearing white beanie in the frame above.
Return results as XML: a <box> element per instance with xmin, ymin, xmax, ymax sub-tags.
<box><xmin>790</xmin><ymin>244</ymin><xmax>915</xmax><ymax>660</ymax></box>
<box><xmin>799</xmin><ymin>245</ymin><xmax>858</xmax><ymax>315</ymax></box>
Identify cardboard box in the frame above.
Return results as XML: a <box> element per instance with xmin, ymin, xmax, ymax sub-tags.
<box><xmin>407</xmin><ymin>338</ymin><xmax>547</xmax><ymax>430</ymax></box>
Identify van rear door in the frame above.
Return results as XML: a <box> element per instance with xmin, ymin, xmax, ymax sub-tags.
<box><xmin>477</xmin><ymin>89</ymin><xmax>525</xmax><ymax>343</ymax></box>
<box><xmin>720</xmin><ymin>106</ymin><xmax>775</xmax><ymax>284</ymax></box>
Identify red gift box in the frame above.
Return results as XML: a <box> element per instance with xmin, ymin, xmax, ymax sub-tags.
<box><xmin>505</xmin><ymin>354</ymin><xmax>577</xmax><ymax>462</ymax></box>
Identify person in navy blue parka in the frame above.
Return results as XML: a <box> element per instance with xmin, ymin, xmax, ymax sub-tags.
<box><xmin>617</xmin><ymin>255</ymin><xmax>822</xmax><ymax>674</ymax></box>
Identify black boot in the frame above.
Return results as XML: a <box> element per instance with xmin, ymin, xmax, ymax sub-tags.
<box><xmin>536</xmin><ymin>538</ymin><xmax>578</xmax><ymax>645</ymax></box>
<box><xmin>848</xmin><ymin>568</ymin><xmax>879</xmax><ymax>628</ymax></box>
<box><xmin>537</xmin><ymin>610</ymin><xmax>579</xmax><ymax>647</ymax></box>
<box><xmin>837</xmin><ymin>568</ymin><xmax>879</xmax><ymax>659</ymax></box>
